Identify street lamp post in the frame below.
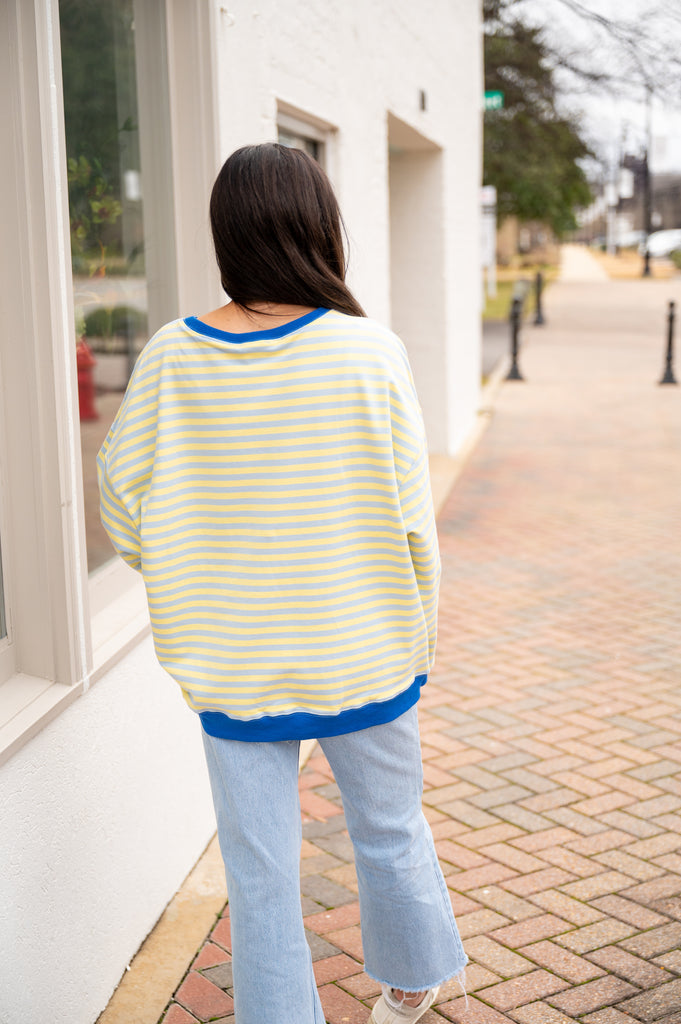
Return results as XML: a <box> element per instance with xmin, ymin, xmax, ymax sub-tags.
<box><xmin>642</xmin><ymin>85</ymin><xmax>653</xmax><ymax>278</ymax></box>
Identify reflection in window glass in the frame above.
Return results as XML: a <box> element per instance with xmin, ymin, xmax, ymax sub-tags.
<box><xmin>60</xmin><ymin>0</ymin><xmax>148</xmax><ymax>572</ymax></box>
<box><xmin>278</xmin><ymin>128</ymin><xmax>323</xmax><ymax>165</ymax></box>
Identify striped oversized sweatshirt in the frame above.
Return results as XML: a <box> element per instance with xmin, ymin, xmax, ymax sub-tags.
<box><xmin>97</xmin><ymin>307</ymin><xmax>440</xmax><ymax>740</ymax></box>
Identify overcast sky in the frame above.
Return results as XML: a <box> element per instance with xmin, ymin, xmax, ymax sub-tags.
<box><xmin>515</xmin><ymin>0</ymin><xmax>681</xmax><ymax>175</ymax></box>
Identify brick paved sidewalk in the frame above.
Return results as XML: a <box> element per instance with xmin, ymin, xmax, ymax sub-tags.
<box><xmin>159</xmin><ymin>271</ymin><xmax>681</xmax><ymax>1024</ymax></box>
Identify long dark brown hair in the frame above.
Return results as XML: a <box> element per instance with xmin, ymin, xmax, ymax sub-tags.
<box><xmin>209</xmin><ymin>143</ymin><xmax>365</xmax><ymax>318</ymax></box>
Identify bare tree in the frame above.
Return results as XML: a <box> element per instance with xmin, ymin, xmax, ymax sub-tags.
<box><xmin>488</xmin><ymin>0</ymin><xmax>681</xmax><ymax>103</ymax></box>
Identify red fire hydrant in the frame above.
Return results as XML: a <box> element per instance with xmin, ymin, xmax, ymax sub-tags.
<box><xmin>76</xmin><ymin>339</ymin><xmax>98</xmax><ymax>421</ymax></box>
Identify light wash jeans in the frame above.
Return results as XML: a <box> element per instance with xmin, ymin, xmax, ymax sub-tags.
<box><xmin>201</xmin><ymin>706</ymin><xmax>467</xmax><ymax>1023</ymax></box>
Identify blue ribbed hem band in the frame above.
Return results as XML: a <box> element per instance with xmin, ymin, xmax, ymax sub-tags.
<box><xmin>199</xmin><ymin>675</ymin><xmax>427</xmax><ymax>741</ymax></box>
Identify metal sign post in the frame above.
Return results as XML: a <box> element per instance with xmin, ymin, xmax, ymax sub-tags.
<box><xmin>481</xmin><ymin>185</ymin><xmax>497</xmax><ymax>301</ymax></box>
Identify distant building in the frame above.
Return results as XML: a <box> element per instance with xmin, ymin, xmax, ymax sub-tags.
<box><xmin>578</xmin><ymin>155</ymin><xmax>681</xmax><ymax>246</ymax></box>
<box><xmin>650</xmin><ymin>173</ymin><xmax>681</xmax><ymax>231</ymax></box>
<box><xmin>617</xmin><ymin>155</ymin><xmax>681</xmax><ymax>234</ymax></box>
<box><xmin>0</xmin><ymin>3</ymin><xmax>481</xmax><ymax>1021</ymax></box>
<box><xmin>495</xmin><ymin>215</ymin><xmax>559</xmax><ymax>266</ymax></box>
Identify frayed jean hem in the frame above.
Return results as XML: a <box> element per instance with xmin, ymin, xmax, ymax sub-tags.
<box><xmin>364</xmin><ymin>960</ymin><xmax>469</xmax><ymax>997</ymax></box>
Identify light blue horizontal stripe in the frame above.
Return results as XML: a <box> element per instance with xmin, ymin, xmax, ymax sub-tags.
<box><xmin>152</xmin><ymin>622</ymin><xmax>423</xmax><ymax>649</ymax></box>
<box><xmin>141</xmin><ymin>487</ymin><xmax>398</xmax><ymax>513</ymax></box>
<box><xmin>159</xmin><ymin>643</ymin><xmax>422</xmax><ymax>676</ymax></box>
<box><xmin>142</xmin><ymin>566</ymin><xmax>413</xmax><ymax>585</ymax></box>
<box><xmin>144</xmin><ymin>575</ymin><xmax>417</xmax><ymax>600</ymax></box>
<box><xmin>145</xmin><ymin>589</ymin><xmax>418</xmax><ymax>612</ymax></box>
<box><xmin>139</xmin><ymin>521</ymin><xmax>409</xmax><ymax>547</ymax></box>
<box><xmin>140</xmin><ymin>551</ymin><xmax>409</xmax><ymax>573</ymax></box>
<box><xmin>174</xmin><ymin>654</ymin><xmax>425</xmax><ymax>693</ymax></box>
<box><xmin>140</xmin><ymin>502</ymin><xmax>401</xmax><ymax>530</ymax></box>
<box><xmin>148</xmin><ymin>608</ymin><xmax>420</xmax><ymax>630</ymax></box>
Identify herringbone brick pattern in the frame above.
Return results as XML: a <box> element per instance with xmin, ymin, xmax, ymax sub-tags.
<box><xmin>159</xmin><ymin>273</ymin><xmax>681</xmax><ymax>1023</ymax></box>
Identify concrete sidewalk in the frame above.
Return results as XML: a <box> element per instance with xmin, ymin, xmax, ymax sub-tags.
<box><xmin>559</xmin><ymin>244</ymin><xmax>610</xmax><ymax>283</ymax></box>
<box><xmin>157</xmin><ymin>267</ymin><xmax>681</xmax><ymax>1024</ymax></box>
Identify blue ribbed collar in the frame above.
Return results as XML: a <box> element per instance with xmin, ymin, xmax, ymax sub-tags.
<box><xmin>184</xmin><ymin>306</ymin><xmax>329</xmax><ymax>343</ymax></box>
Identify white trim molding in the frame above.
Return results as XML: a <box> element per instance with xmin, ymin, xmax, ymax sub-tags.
<box><xmin>0</xmin><ymin>0</ymin><xmax>221</xmax><ymax>767</ymax></box>
<box><xmin>0</xmin><ymin>0</ymin><xmax>90</xmax><ymax>696</ymax></box>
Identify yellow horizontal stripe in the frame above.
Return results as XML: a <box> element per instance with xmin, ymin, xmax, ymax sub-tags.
<box><xmin>141</xmin><ymin>524</ymin><xmax>408</xmax><ymax>545</ymax></box>
<box><xmin>180</xmin><ymin>655</ymin><xmax>422</xmax><ymax>694</ymax></box>
<box><xmin>148</xmin><ymin>600</ymin><xmax>417</xmax><ymax>629</ymax></box>
<box><xmin>107</xmin><ymin>441</ymin><xmax>394</xmax><ymax>479</ymax></box>
<box><xmin>127</xmin><ymin>457</ymin><xmax>403</xmax><ymax>492</ymax></box>
<box><xmin>142</xmin><ymin>546</ymin><xmax>409</xmax><ymax>575</ymax></box>
<box><xmin>142</xmin><ymin>327</ymin><xmax>410</xmax><ymax>368</ymax></box>
<box><xmin>144</xmin><ymin>563</ymin><xmax>410</xmax><ymax>588</ymax></box>
<box><xmin>149</xmin><ymin>616</ymin><xmax>419</xmax><ymax>642</ymax></box>
<box><xmin>154</xmin><ymin>635</ymin><xmax>416</xmax><ymax>673</ymax></box>
<box><xmin>184</xmin><ymin>677</ymin><xmax>425</xmax><ymax>716</ymax></box>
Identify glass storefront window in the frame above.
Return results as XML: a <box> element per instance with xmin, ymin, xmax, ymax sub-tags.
<box><xmin>59</xmin><ymin>0</ymin><xmax>149</xmax><ymax>572</ymax></box>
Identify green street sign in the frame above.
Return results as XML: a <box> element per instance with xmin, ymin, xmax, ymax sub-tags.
<box><xmin>484</xmin><ymin>90</ymin><xmax>504</xmax><ymax>111</ymax></box>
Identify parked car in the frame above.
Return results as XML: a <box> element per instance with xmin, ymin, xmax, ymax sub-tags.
<box><xmin>639</xmin><ymin>229</ymin><xmax>681</xmax><ymax>257</ymax></box>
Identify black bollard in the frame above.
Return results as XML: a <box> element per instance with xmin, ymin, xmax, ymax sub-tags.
<box><xmin>533</xmin><ymin>270</ymin><xmax>545</xmax><ymax>326</ymax></box>
<box><xmin>659</xmin><ymin>300</ymin><xmax>678</xmax><ymax>385</ymax></box>
<box><xmin>506</xmin><ymin>297</ymin><xmax>524</xmax><ymax>381</ymax></box>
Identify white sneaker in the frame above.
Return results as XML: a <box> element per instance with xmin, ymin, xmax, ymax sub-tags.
<box><xmin>369</xmin><ymin>986</ymin><xmax>440</xmax><ymax>1023</ymax></box>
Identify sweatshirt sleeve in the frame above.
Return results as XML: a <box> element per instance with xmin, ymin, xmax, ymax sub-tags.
<box><xmin>398</xmin><ymin>442</ymin><xmax>441</xmax><ymax>669</ymax></box>
<box><xmin>96</xmin><ymin>346</ymin><xmax>159</xmax><ymax>572</ymax></box>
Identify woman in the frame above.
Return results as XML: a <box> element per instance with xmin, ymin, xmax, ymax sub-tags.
<box><xmin>98</xmin><ymin>143</ymin><xmax>466</xmax><ymax>1023</ymax></box>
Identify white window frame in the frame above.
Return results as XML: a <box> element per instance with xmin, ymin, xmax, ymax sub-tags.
<box><xmin>0</xmin><ymin>0</ymin><xmax>220</xmax><ymax>767</ymax></box>
<box><xmin>277</xmin><ymin>100</ymin><xmax>337</xmax><ymax>178</ymax></box>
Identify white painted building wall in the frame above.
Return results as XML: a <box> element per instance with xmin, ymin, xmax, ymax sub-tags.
<box><xmin>215</xmin><ymin>0</ymin><xmax>483</xmax><ymax>450</ymax></box>
<box><xmin>0</xmin><ymin>640</ymin><xmax>216</xmax><ymax>1024</ymax></box>
<box><xmin>0</xmin><ymin>2</ymin><xmax>481</xmax><ymax>1022</ymax></box>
